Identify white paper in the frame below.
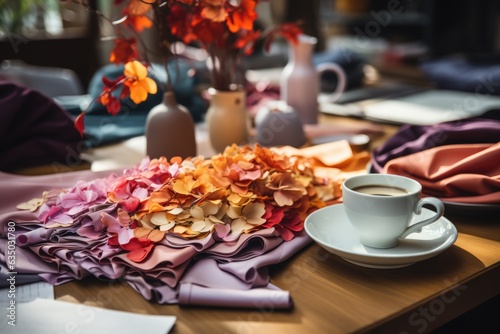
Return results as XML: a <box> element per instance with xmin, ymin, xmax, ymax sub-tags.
<box><xmin>1</xmin><ymin>298</ymin><xmax>176</xmax><ymax>334</ymax></box>
<box><xmin>0</xmin><ymin>281</ymin><xmax>54</xmax><ymax>303</ymax></box>
<box><xmin>321</xmin><ymin>89</ymin><xmax>500</xmax><ymax>125</ymax></box>
<box><xmin>360</xmin><ymin>90</ymin><xmax>500</xmax><ymax>125</ymax></box>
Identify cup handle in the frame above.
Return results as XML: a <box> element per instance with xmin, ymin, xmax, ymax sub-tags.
<box><xmin>316</xmin><ymin>62</ymin><xmax>347</xmax><ymax>103</ymax></box>
<box><xmin>400</xmin><ymin>197</ymin><xmax>445</xmax><ymax>238</ymax></box>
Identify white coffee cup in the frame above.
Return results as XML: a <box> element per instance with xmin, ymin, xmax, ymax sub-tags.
<box><xmin>342</xmin><ymin>174</ymin><xmax>445</xmax><ymax>249</ymax></box>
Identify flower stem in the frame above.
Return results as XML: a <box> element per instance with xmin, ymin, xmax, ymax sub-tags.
<box><xmin>151</xmin><ymin>2</ymin><xmax>173</xmax><ymax>92</ymax></box>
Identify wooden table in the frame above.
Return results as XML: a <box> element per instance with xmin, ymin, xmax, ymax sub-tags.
<box><xmin>54</xmin><ymin>114</ymin><xmax>499</xmax><ymax>333</ymax></box>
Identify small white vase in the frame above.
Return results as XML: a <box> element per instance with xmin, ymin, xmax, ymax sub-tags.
<box><xmin>145</xmin><ymin>91</ymin><xmax>197</xmax><ymax>159</ymax></box>
<box><xmin>205</xmin><ymin>88</ymin><xmax>249</xmax><ymax>152</ymax></box>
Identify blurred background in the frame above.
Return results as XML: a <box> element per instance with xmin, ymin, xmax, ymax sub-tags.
<box><xmin>2</xmin><ymin>0</ymin><xmax>500</xmax><ymax>89</ymax></box>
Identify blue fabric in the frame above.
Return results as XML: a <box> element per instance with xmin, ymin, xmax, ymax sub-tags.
<box><xmin>59</xmin><ymin>60</ymin><xmax>206</xmax><ymax>147</ymax></box>
<box><xmin>420</xmin><ymin>56</ymin><xmax>500</xmax><ymax>95</ymax></box>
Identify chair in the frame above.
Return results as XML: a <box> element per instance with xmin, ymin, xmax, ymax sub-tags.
<box><xmin>0</xmin><ymin>59</ymin><xmax>84</xmax><ymax>98</ymax></box>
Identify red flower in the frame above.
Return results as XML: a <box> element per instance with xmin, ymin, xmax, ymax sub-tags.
<box><xmin>98</xmin><ymin>75</ymin><xmax>126</xmax><ymax>115</ymax></box>
<box><xmin>74</xmin><ymin>113</ymin><xmax>85</xmax><ymax>137</ymax></box>
<box><xmin>261</xmin><ymin>203</ymin><xmax>285</xmax><ymax>226</ymax></box>
<box><xmin>272</xmin><ymin>211</ymin><xmax>304</xmax><ymax>241</ymax></box>
<box><xmin>109</xmin><ymin>37</ymin><xmax>139</xmax><ymax>65</ymax></box>
<box><xmin>235</xmin><ymin>30</ymin><xmax>261</xmax><ymax>55</ymax></box>
<box><xmin>261</xmin><ymin>203</ymin><xmax>305</xmax><ymax>241</ymax></box>
<box><xmin>264</xmin><ymin>22</ymin><xmax>302</xmax><ymax>52</ymax></box>
<box><xmin>169</xmin><ymin>4</ymin><xmax>202</xmax><ymax>45</ymax></box>
<box><xmin>121</xmin><ymin>237</ymin><xmax>154</xmax><ymax>262</ymax></box>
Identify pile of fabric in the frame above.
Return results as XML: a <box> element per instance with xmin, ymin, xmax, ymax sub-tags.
<box><xmin>0</xmin><ymin>141</ymin><xmax>368</xmax><ymax>309</ymax></box>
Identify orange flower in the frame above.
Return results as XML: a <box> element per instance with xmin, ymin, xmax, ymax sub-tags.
<box><xmin>201</xmin><ymin>0</ymin><xmax>228</xmax><ymax>22</ymax></box>
<box><xmin>123</xmin><ymin>60</ymin><xmax>158</xmax><ymax>103</ymax></box>
<box><xmin>226</xmin><ymin>0</ymin><xmax>257</xmax><ymax>32</ymax></box>
<box><xmin>125</xmin><ymin>13</ymin><xmax>153</xmax><ymax>32</ymax></box>
<box><xmin>126</xmin><ymin>0</ymin><xmax>152</xmax><ymax>16</ymax></box>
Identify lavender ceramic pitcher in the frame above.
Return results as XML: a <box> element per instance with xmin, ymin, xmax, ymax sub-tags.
<box><xmin>280</xmin><ymin>34</ymin><xmax>347</xmax><ymax>125</ymax></box>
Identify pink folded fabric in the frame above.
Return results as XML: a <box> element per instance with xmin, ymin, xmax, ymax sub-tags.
<box><xmin>0</xmin><ymin>169</ymin><xmax>313</xmax><ymax>309</ymax></box>
<box><xmin>383</xmin><ymin>142</ymin><xmax>500</xmax><ymax>204</ymax></box>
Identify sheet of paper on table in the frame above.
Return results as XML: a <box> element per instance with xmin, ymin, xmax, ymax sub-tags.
<box><xmin>320</xmin><ymin>88</ymin><xmax>500</xmax><ymax>125</ymax></box>
<box><xmin>0</xmin><ymin>281</ymin><xmax>54</xmax><ymax>303</ymax></box>
<box><xmin>0</xmin><ymin>298</ymin><xmax>176</xmax><ymax>334</ymax></box>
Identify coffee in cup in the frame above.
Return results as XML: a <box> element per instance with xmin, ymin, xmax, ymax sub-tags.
<box><xmin>351</xmin><ymin>184</ymin><xmax>410</xmax><ymax>196</ymax></box>
<box><xmin>342</xmin><ymin>174</ymin><xmax>445</xmax><ymax>249</ymax></box>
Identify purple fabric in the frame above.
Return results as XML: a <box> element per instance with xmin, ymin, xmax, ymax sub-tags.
<box><xmin>178</xmin><ymin>282</ymin><xmax>293</xmax><ymax>309</ymax></box>
<box><xmin>0</xmin><ymin>79</ymin><xmax>84</xmax><ymax>172</ymax></box>
<box><xmin>198</xmin><ymin>229</ymin><xmax>284</xmax><ymax>262</ymax></box>
<box><xmin>0</xmin><ymin>169</ymin><xmax>312</xmax><ymax>309</ymax></box>
<box><xmin>371</xmin><ymin>118</ymin><xmax>500</xmax><ymax>172</ymax></box>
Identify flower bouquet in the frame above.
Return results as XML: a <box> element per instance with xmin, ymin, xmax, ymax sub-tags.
<box><xmin>72</xmin><ymin>0</ymin><xmax>302</xmax><ymax>134</ymax></box>
<box><xmin>166</xmin><ymin>0</ymin><xmax>302</xmax><ymax>91</ymax></box>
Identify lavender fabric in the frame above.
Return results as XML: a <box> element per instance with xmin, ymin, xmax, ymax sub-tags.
<box><xmin>178</xmin><ymin>282</ymin><xmax>293</xmax><ymax>309</ymax></box>
<box><xmin>371</xmin><ymin>118</ymin><xmax>500</xmax><ymax>172</ymax></box>
<box><xmin>0</xmin><ymin>80</ymin><xmax>84</xmax><ymax>172</ymax></box>
<box><xmin>0</xmin><ymin>169</ymin><xmax>311</xmax><ymax>309</ymax></box>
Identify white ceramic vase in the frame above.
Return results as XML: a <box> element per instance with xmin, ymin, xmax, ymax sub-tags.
<box><xmin>280</xmin><ymin>34</ymin><xmax>347</xmax><ymax>125</ymax></box>
<box><xmin>280</xmin><ymin>34</ymin><xmax>320</xmax><ymax>125</ymax></box>
<box><xmin>145</xmin><ymin>91</ymin><xmax>197</xmax><ymax>159</ymax></box>
<box><xmin>205</xmin><ymin>88</ymin><xmax>249</xmax><ymax>153</ymax></box>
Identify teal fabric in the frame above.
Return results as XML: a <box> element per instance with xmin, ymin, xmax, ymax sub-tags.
<box><xmin>59</xmin><ymin>60</ymin><xmax>206</xmax><ymax>147</ymax></box>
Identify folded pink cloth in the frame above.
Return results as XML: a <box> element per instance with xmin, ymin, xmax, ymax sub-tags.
<box><xmin>383</xmin><ymin>142</ymin><xmax>500</xmax><ymax>204</ymax></box>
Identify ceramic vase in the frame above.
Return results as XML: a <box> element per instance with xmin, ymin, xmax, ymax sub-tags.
<box><xmin>280</xmin><ymin>34</ymin><xmax>320</xmax><ymax>125</ymax></box>
<box><xmin>145</xmin><ymin>91</ymin><xmax>197</xmax><ymax>159</ymax></box>
<box><xmin>205</xmin><ymin>88</ymin><xmax>249</xmax><ymax>153</ymax></box>
<box><xmin>281</xmin><ymin>34</ymin><xmax>347</xmax><ymax>125</ymax></box>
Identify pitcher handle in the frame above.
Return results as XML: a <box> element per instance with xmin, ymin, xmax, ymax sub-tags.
<box><xmin>316</xmin><ymin>62</ymin><xmax>347</xmax><ymax>103</ymax></box>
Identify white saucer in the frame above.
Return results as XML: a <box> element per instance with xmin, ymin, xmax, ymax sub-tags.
<box><xmin>304</xmin><ymin>204</ymin><xmax>458</xmax><ymax>269</ymax></box>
